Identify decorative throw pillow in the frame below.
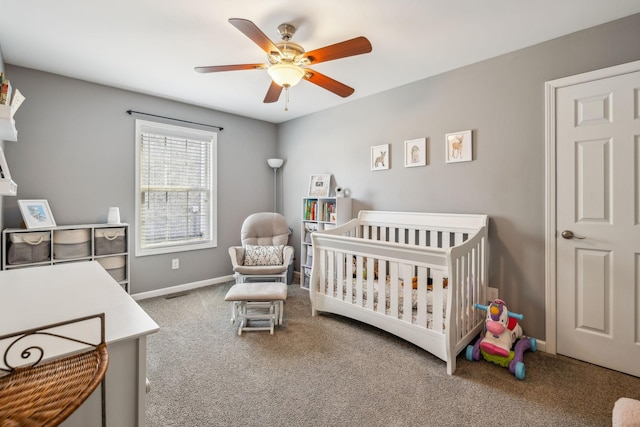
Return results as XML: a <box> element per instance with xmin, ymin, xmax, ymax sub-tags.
<box><xmin>243</xmin><ymin>244</ymin><xmax>284</xmax><ymax>266</ymax></box>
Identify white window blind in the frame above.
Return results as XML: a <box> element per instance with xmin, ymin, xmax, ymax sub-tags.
<box><xmin>135</xmin><ymin>119</ymin><xmax>217</xmax><ymax>256</ymax></box>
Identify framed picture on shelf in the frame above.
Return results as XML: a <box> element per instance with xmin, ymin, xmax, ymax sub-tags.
<box><xmin>445</xmin><ymin>130</ymin><xmax>472</xmax><ymax>163</ymax></box>
<box><xmin>18</xmin><ymin>199</ymin><xmax>57</xmax><ymax>229</ymax></box>
<box><xmin>404</xmin><ymin>138</ymin><xmax>426</xmax><ymax>167</ymax></box>
<box><xmin>308</xmin><ymin>174</ymin><xmax>331</xmax><ymax>197</ymax></box>
<box><xmin>371</xmin><ymin>144</ymin><xmax>389</xmax><ymax>171</ymax></box>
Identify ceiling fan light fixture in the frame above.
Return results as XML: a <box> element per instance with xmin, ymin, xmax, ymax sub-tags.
<box><xmin>268</xmin><ymin>63</ymin><xmax>305</xmax><ymax>87</ymax></box>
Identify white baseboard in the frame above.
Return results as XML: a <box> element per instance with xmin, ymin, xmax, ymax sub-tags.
<box><xmin>131</xmin><ymin>275</ymin><xmax>234</xmax><ymax>301</ymax></box>
<box><xmin>534</xmin><ymin>339</ymin><xmax>546</xmax><ymax>353</ymax></box>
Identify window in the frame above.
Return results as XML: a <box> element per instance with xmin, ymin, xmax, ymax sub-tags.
<box><xmin>135</xmin><ymin>119</ymin><xmax>217</xmax><ymax>256</ymax></box>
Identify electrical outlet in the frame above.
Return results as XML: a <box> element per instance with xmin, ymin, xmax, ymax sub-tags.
<box><xmin>172</xmin><ymin>259</ymin><xmax>179</xmax><ymax>270</ymax></box>
<box><xmin>488</xmin><ymin>287</ymin><xmax>499</xmax><ymax>302</ymax></box>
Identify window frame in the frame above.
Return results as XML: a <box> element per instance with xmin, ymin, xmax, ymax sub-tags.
<box><xmin>134</xmin><ymin>119</ymin><xmax>217</xmax><ymax>257</ymax></box>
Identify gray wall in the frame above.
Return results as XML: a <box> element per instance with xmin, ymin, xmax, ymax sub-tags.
<box><xmin>2</xmin><ymin>66</ymin><xmax>279</xmax><ymax>294</ymax></box>
<box><xmin>278</xmin><ymin>13</ymin><xmax>640</xmax><ymax>340</ymax></box>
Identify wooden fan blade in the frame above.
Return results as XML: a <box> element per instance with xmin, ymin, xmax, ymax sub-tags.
<box><xmin>302</xmin><ymin>36</ymin><xmax>372</xmax><ymax>64</ymax></box>
<box><xmin>195</xmin><ymin>64</ymin><xmax>265</xmax><ymax>73</ymax></box>
<box><xmin>229</xmin><ymin>18</ymin><xmax>282</xmax><ymax>56</ymax></box>
<box><xmin>263</xmin><ymin>81</ymin><xmax>283</xmax><ymax>103</ymax></box>
<box><xmin>304</xmin><ymin>69</ymin><xmax>355</xmax><ymax>98</ymax></box>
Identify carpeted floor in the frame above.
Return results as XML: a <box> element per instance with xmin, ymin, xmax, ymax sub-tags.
<box><xmin>139</xmin><ymin>282</ymin><xmax>640</xmax><ymax>426</ymax></box>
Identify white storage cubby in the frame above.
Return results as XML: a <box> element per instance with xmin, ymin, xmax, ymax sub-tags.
<box><xmin>300</xmin><ymin>197</ymin><xmax>352</xmax><ymax>290</ymax></box>
<box><xmin>2</xmin><ymin>223</ymin><xmax>130</xmax><ymax>293</ymax></box>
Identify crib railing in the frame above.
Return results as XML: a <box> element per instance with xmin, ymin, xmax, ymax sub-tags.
<box><xmin>445</xmin><ymin>228</ymin><xmax>487</xmax><ymax>360</ymax></box>
<box><xmin>311</xmin><ymin>232</ymin><xmax>450</xmax><ymax>332</ymax></box>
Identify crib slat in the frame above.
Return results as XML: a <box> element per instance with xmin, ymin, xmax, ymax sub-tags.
<box><xmin>346</xmin><ymin>254</ymin><xmax>354</xmax><ymax>303</ymax></box>
<box><xmin>355</xmin><ymin>256</ymin><xmax>364</xmax><ymax>306</ymax></box>
<box><xmin>317</xmin><ymin>248</ymin><xmax>326</xmax><ymax>294</ymax></box>
<box><xmin>416</xmin><ymin>267</ymin><xmax>428</xmax><ymax>328</ymax></box>
<box><xmin>459</xmin><ymin>252</ymin><xmax>469</xmax><ymax>339</ymax></box>
<box><xmin>389</xmin><ymin>263</ymin><xmax>399</xmax><ymax>319</ymax></box>
<box><xmin>366</xmin><ymin>257</ymin><xmax>375</xmax><ymax>311</ymax></box>
<box><xmin>398</xmin><ymin>228</ymin><xmax>406</xmax><ymax>244</ymax></box>
<box><xmin>327</xmin><ymin>249</ymin><xmax>335</xmax><ymax>297</ymax></box>
<box><xmin>408</xmin><ymin>228</ymin><xmax>416</xmax><ymax>246</ymax></box>
<box><xmin>376</xmin><ymin>259</ymin><xmax>387</xmax><ymax>314</ymax></box>
<box><xmin>432</xmin><ymin>269</ymin><xmax>444</xmax><ymax>333</ymax></box>
<box><xmin>362</xmin><ymin>226</ymin><xmax>370</xmax><ymax>240</ymax></box>
<box><xmin>418</xmin><ymin>229</ymin><xmax>427</xmax><ymax>247</ymax></box>
<box><xmin>441</xmin><ymin>232</ymin><xmax>451</xmax><ymax>249</ymax></box>
<box><xmin>336</xmin><ymin>251</ymin><xmax>345</xmax><ymax>301</ymax></box>
<box><xmin>401</xmin><ymin>263</ymin><xmax>413</xmax><ymax>323</ymax></box>
<box><xmin>387</xmin><ymin>226</ymin><xmax>394</xmax><ymax>243</ymax></box>
<box><xmin>429</xmin><ymin>231</ymin><xmax>438</xmax><ymax>248</ymax></box>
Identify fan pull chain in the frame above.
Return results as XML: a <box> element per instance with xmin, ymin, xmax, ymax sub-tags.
<box><xmin>284</xmin><ymin>86</ymin><xmax>290</xmax><ymax>111</ymax></box>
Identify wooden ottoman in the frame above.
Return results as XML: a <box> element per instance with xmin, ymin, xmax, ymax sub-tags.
<box><xmin>224</xmin><ymin>282</ymin><xmax>287</xmax><ymax>335</ymax></box>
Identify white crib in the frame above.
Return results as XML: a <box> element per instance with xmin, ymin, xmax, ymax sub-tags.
<box><xmin>309</xmin><ymin>211</ymin><xmax>489</xmax><ymax>375</ymax></box>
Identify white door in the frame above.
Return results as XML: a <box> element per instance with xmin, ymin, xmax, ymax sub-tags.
<box><xmin>556</xmin><ymin>69</ymin><xmax>640</xmax><ymax>376</ymax></box>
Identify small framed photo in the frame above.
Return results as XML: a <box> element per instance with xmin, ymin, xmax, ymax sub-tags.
<box><xmin>371</xmin><ymin>144</ymin><xmax>389</xmax><ymax>171</ymax></box>
<box><xmin>404</xmin><ymin>138</ymin><xmax>426</xmax><ymax>167</ymax></box>
<box><xmin>308</xmin><ymin>174</ymin><xmax>331</xmax><ymax>197</ymax></box>
<box><xmin>445</xmin><ymin>130</ymin><xmax>472</xmax><ymax>163</ymax></box>
<box><xmin>18</xmin><ymin>199</ymin><xmax>57</xmax><ymax>229</ymax></box>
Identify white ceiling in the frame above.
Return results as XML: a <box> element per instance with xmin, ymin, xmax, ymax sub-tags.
<box><xmin>1</xmin><ymin>1</ymin><xmax>640</xmax><ymax>124</ymax></box>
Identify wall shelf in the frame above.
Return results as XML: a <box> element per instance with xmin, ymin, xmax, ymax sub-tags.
<box><xmin>0</xmin><ymin>104</ymin><xmax>17</xmax><ymax>142</ymax></box>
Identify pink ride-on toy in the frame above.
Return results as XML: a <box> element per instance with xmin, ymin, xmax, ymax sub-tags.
<box><xmin>466</xmin><ymin>299</ymin><xmax>536</xmax><ymax>380</ymax></box>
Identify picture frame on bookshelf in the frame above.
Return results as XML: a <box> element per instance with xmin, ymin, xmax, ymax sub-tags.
<box><xmin>445</xmin><ymin>130</ymin><xmax>472</xmax><ymax>163</ymax></box>
<box><xmin>371</xmin><ymin>144</ymin><xmax>389</xmax><ymax>171</ymax></box>
<box><xmin>404</xmin><ymin>137</ymin><xmax>426</xmax><ymax>167</ymax></box>
<box><xmin>308</xmin><ymin>174</ymin><xmax>331</xmax><ymax>197</ymax></box>
<box><xmin>18</xmin><ymin>199</ymin><xmax>56</xmax><ymax>229</ymax></box>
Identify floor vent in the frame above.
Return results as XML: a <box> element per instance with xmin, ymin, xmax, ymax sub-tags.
<box><xmin>164</xmin><ymin>291</ymin><xmax>189</xmax><ymax>300</ymax></box>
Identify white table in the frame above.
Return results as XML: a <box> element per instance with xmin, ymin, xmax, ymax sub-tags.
<box><xmin>0</xmin><ymin>261</ymin><xmax>159</xmax><ymax>427</ymax></box>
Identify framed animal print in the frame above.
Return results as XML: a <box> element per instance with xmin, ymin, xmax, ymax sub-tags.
<box><xmin>371</xmin><ymin>144</ymin><xmax>389</xmax><ymax>171</ymax></box>
<box><xmin>445</xmin><ymin>130</ymin><xmax>472</xmax><ymax>163</ymax></box>
<box><xmin>404</xmin><ymin>138</ymin><xmax>426</xmax><ymax>167</ymax></box>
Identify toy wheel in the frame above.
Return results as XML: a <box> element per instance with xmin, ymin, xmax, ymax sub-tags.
<box><xmin>466</xmin><ymin>345</ymin><xmax>474</xmax><ymax>361</ymax></box>
<box><xmin>530</xmin><ymin>337</ymin><xmax>537</xmax><ymax>352</ymax></box>
<box><xmin>515</xmin><ymin>362</ymin><xmax>525</xmax><ymax>380</ymax></box>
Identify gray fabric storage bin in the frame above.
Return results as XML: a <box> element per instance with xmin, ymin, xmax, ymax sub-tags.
<box><xmin>94</xmin><ymin>227</ymin><xmax>126</xmax><ymax>255</ymax></box>
<box><xmin>7</xmin><ymin>232</ymin><xmax>51</xmax><ymax>265</ymax></box>
<box><xmin>53</xmin><ymin>229</ymin><xmax>91</xmax><ymax>259</ymax></box>
<box><xmin>97</xmin><ymin>255</ymin><xmax>126</xmax><ymax>282</ymax></box>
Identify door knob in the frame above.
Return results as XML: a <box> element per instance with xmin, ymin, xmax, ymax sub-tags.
<box><xmin>561</xmin><ymin>230</ymin><xmax>585</xmax><ymax>239</ymax></box>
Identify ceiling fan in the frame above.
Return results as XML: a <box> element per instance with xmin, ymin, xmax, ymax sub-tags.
<box><xmin>195</xmin><ymin>18</ymin><xmax>372</xmax><ymax>108</ymax></box>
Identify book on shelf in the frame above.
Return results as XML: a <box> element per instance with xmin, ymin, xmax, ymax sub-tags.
<box><xmin>322</xmin><ymin>201</ymin><xmax>336</xmax><ymax>222</ymax></box>
<box><xmin>0</xmin><ymin>78</ymin><xmax>12</xmax><ymax>105</ymax></box>
<box><xmin>305</xmin><ymin>199</ymin><xmax>317</xmax><ymax>221</ymax></box>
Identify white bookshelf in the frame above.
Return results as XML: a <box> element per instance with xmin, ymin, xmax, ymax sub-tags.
<box><xmin>300</xmin><ymin>197</ymin><xmax>352</xmax><ymax>290</ymax></box>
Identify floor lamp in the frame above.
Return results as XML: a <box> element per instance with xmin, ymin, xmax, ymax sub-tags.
<box><xmin>267</xmin><ymin>158</ymin><xmax>284</xmax><ymax>212</ymax></box>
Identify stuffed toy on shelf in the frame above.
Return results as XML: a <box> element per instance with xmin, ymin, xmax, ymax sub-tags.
<box><xmin>466</xmin><ymin>298</ymin><xmax>536</xmax><ymax>380</ymax></box>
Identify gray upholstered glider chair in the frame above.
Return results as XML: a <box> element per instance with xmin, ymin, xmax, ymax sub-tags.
<box><xmin>228</xmin><ymin>212</ymin><xmax>294</xmax><ymax>284</ymax></box>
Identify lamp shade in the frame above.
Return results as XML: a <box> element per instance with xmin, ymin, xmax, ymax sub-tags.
<box><xmin>267</xmin><ymin>63</ymin><xmax>305</xmax><ymax>87</ymax></box>
<box><xmin>267</xmin><ymin>158</ymin><xmax>284</xmax><ymax>169</ymax></box>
